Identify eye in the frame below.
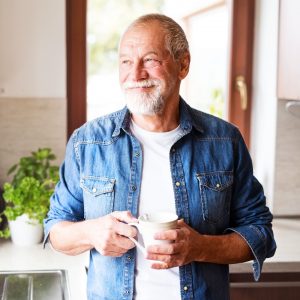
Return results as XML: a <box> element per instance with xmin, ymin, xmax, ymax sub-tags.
<box><xmin>121</xmin><ymin>59</ymin><xmax>131</xmax><ymax>66</ymax></box>
<box><xmin>144</xmin><ymin>58</ymin><xmax>160</xmax><ymax>67</ymax></box>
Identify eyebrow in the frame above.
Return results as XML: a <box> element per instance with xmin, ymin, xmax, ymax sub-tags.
<box><xmin>119</xmin><ymin>51</ymin><xmax>159</xmax><ymax>58</ymax></box>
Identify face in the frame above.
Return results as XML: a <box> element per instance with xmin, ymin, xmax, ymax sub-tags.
<box><xmin>119</xmin><ymin>22</ymin><xmax>185</xmax><ymax>116</ymax></box>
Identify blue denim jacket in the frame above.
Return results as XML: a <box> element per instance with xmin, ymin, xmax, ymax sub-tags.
<box><xmin>44</xmin><ymin>98</ymin><xmax>276</xmax><ymax>300</ymax></box>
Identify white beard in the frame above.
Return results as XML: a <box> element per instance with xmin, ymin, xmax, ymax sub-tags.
<box><xmin>123</xmin><ymin>80</ymin><xmax>164</xmax><ymax>116</ymax></box>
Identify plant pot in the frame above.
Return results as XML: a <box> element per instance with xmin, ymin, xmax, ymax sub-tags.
<box><xmin>8</xmin><ymin>214</ymin><xmax>44</xmax><ymax>246</ymax></box>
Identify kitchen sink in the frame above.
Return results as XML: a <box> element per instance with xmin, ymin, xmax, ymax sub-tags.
<box><xmin>0</xmin><ymin>270</ymin><xmax>69</xmax><ymax>300</ymax></box>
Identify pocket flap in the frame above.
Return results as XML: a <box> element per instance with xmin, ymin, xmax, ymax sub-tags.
<box><xmin>80</xmin><ymin>176</ymin><xmax>115</xmax><ymax>196</ymax></box>
<box><xmin>197</xmin><ymin>172</ymin><xmax>233</xmax><ymax>191</ymax></box>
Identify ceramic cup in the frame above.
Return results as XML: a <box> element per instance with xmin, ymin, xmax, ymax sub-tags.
<box><xmin>128</xmin><ymin>212</ymin><xmax>178</xmax><ymax>255</ymax></box>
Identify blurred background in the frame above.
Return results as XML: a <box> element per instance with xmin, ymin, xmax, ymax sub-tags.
<box><xmin>0</xmin><ymin>0</ymin><xmax>299</xmax><ymax>299</ymax></box>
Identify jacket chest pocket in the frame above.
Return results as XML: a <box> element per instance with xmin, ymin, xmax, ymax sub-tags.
<box><xmin>80</xmin><ymin>176</ymin><xmax>115</xmax><ymax>219</ymax></box>
<box><xmin>196</xmin><ymin>172</ymin><xmax>233</xmax><ymax>224</ymax></box>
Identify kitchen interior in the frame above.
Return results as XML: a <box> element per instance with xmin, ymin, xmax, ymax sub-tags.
<box><xmin>0</xmin><ymin>0</ymin><xmax>300</xmax><ymax>299</ymax></box>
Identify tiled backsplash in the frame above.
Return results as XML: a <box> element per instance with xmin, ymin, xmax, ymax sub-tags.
<box><xmin>273</xmin><ymin>99</ymin><xmax>300</xmax><ymax>215</ymax></box>
<box><xmin>0</xmin><ymin>97</ymin><xmax>66</xmax><ymax>186</ymax></box>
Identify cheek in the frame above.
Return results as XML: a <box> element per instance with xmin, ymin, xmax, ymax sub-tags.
<box><xmin>119</xmin><ymin>69</ymin><xmax>127</xmax><ymax>86</ymax></box>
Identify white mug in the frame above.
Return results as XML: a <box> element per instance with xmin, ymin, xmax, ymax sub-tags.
<box><xmin>128</xmin><ymin>212</ymin><xmax>178</xmax><ymax>255</ymax></box>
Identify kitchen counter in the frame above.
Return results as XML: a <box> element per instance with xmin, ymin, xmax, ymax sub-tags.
<box><xmin>1</xmin><ymin>218</ymin><xmax>299</xmax><ymax>299</ymax></box>
<box><xmin>0</xmin><ymin>239</ymin><xmax>89</xmax><ymax>300</ymax></box>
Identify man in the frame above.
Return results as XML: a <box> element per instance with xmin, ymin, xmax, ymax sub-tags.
<box><xmin>44</xmin><ymin>14</ymin><xmax>276</xmax><ymax>300</ymax></box>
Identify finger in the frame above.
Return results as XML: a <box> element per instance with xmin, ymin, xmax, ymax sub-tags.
<box><xmin>150</xmin><ymin>261</ymin><xmax>170</xmax><ymax>269</ymax></box>
<box><xmin>147</xmin><ymin>243</ymin><xmax>181</xmax><ymax>255</ymax></box>
<box><xmin>96</xmin><ymin>248</ymin><xmax>124</xmax><ymax>257</ymax></box>
<box><xmin>154</xmin><ymin>228</ymin><xmax>185</xmax><ymax>241</ymax></box>
<box><xmin>115</xmin><ymin>234</ymin><xmax>137</xmax><ymax>250</ymax></box>
<box><xmin>114</xmin><ymin>222</ymin><xmax>138</xmax><ymax>238</ymax></box>
<box><xmin>111</xmin><ymin>211</ymin><xmax>138</xmax><ymax>223</ymax></box>
<box><xmin>149</xmin><ymin>255</ymin><xmax>183</xmax><ymax>269</ymax></box>
<box><xmin>97</xmin><ymin>239</ymin><xmax>134</xmax><ymax>256</ymax></box>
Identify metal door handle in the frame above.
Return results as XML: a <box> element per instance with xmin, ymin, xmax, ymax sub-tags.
<box><xmin>235</xmin><ymin>76</ymin><xmax>248</xmax><ymax>110</ymax></box>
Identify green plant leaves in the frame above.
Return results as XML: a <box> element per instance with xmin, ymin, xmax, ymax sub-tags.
<box><xmin>0</xmin><ymin>148</ymin><xmax>60</xmax><ymax>237</ymax></box>
<box><xmin>8</xmin><ymin>148</ymin><xmax>58</xmax><ymax>187</ymax></box>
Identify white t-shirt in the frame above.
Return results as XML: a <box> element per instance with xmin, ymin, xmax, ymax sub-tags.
<box><xmin>130</xmin><ymin>120</ymin><xmax>182</xmax><ymax>300</ymax></box>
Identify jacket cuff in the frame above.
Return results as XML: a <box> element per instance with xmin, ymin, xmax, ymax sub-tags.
<box><xmin>225</xmin><ymin>225</ymin><xmax>267</xmax><ymax>281</ymax></box>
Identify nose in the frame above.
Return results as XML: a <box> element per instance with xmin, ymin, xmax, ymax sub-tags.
<box><xmin>130</xmin><ymin>61</ymin><xmax>148</xmax><ymax>81</ymax></box>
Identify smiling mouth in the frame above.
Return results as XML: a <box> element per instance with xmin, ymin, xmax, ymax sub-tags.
<box><xmin>126</xmin><ymin>85</ymin><xmax>155</xmax><ymax>91</ymax></box>
<box><xmin>123</xmin><ymin>79</ymin><xmax>160</xmax><ymax>91</ymax></box>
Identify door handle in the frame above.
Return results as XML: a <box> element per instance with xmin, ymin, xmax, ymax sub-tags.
<box><xmin>235</xmin><ymin>76</ymin><xmax>247</xmax><ymax>110</ymax></box>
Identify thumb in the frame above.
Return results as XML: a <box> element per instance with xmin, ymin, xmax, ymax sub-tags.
<box><xmin>177</xmin><ymin>218</ymin><xmax>188</xmax><ymax>227</ymax></box>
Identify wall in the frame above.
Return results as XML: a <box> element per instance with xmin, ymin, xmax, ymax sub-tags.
<box><xmin>0</xmin><ymin>0</ymin><xmax>66</xmax><ymax>186</ymax></box>
<box><xmin>251</xmin><ymin>0</ymin><xmax>300</xmax><ymax>215</ymax></box>
<box><xmin>273</xmin><ymin>100</ymin><xmax>300</xmax><ymax>215</ymax></box>
<box><xmin>250</xmin><ymin>0</ymin><xmax>279</xmax><ymax>211</ymax></box>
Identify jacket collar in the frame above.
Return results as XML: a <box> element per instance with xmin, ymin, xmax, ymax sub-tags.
<box><xmin>112</xmin><ymin>97</ymin><xmax>204</xmax><ymax>137</ymax></box>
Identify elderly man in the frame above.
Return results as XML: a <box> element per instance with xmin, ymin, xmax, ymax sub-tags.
<box><xmin>45</xmin><ymin>14</ymin><xmax>276</xmax><ymax>300</ymax></box>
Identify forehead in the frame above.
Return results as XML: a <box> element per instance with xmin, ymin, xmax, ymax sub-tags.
<box><xmin>119</xmin><ymin>22</ymin><xmax>168</xmax><ymax>56</ymax></box>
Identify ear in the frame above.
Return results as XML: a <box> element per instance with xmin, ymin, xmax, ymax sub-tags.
<box><xmin>178</xmin><ymin>51</ymin><xmax>190</xmax><ymax>80</ymax></box>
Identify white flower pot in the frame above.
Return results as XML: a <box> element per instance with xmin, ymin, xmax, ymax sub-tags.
<box><xmin>9</xmin><ymin>214</ymin><xmax>44</xmax><ymax>246</ymax></box>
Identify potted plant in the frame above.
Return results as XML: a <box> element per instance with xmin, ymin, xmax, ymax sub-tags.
<box><xmin>0</xmin><ymin>148</ymin><xmax>59</xmax><ymax>245</ymax></box>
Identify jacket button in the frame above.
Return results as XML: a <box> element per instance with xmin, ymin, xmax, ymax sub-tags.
<box><xmin>131</xmin><ymin>185</ymin><xmax>137</xmax><ymax>191</ymax></box>
<box><xmin>92</xmin><ymin>188</ymin><xmax>97</xmax><ymax>193</ymax></box>
<box><xmin>183</xmin><ymin>286</ymin><xmax>188</xmax><ymax>291</ymax></box>
<box><xmin>135</xmin><ymin>152</ymin><xmax>140</xmax><ymax>157</ymax></box>
<box><xmin>175</xmin><ymin>182</ymin><xmax>181</xmax><ymax>187</ymax></box>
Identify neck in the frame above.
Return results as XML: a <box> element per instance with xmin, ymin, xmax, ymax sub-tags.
<box><xmin>131</xmin><ymin>99</ymin><xmax>180</xmax><ymax>132</ymax></box>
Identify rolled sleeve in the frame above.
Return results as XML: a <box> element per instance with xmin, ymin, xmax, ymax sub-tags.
<box><xmin>227</xmin><ymin>129</ymin><xmax>276</xmax><ymax>280</ymax></box>
<box><xmin>226</xmin><ymin>224</ymin><xmax>276</xmax><ymax>280</ymax></box>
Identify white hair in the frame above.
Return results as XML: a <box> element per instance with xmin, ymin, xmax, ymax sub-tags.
<box><xmin>125</xmin><ymin>13</ymin><xmax>189</xmax><ymax>60</ymax></box>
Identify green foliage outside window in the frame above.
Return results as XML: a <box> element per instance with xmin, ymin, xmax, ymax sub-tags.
<box><xmin>88</xmin><ymin>0</ymin><xmax>165</xmax><ymax>75</ymax></box>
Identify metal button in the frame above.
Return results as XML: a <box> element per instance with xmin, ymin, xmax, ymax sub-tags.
<box><xmin>172</xmin><ymin>148</ymin><xmax>176</xmax><ymax>153</ymax></box>
<box><xmin>183</xmin><ymin>286</ymin><xmax>188</xmax><ymax>291</ymax></box>
<box><xmin>131</xmin><ymin>185</ymin><xmax>137</xmax><ymax>191</ymax></box>
<box><xmin>135</xmin><ymin>152</ymin><xmax>140</xmax><ymax>157</ymax></box>
<box><xmin>175</xmin><ymin>182</ymin><xmax>181</xmax><ymax>187</ymax></box>
<box><xmin>92</xmin><ymin>188</ymin><xmax>97</xmax><ymax>193</ymax></box>
<box><xmin>216</xmin><ymin>183</ymin><xmax>220</xmax><ymax>188</ymax></box>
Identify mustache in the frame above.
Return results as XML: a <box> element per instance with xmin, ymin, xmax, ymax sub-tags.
<box><xmin>123</xmin><ymin>79</ymin><xmax>161</xmax><ymax>90</ymax></box>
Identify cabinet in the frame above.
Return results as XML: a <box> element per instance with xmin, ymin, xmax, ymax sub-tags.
<box><xmin>230</xmin><ymin>262</ymin><xmax>300</xmax><ymax>300</ymax></box>
<box><xmin>277</xmin><ymin>0</ymin><xmax>300</xmax><ymax>100</ymax></box>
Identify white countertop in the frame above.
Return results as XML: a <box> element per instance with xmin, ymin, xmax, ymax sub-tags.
<box><xmin>0</xmin><ymin>239</ymin><xmax>89</xmax><ymax>300</ymax></box>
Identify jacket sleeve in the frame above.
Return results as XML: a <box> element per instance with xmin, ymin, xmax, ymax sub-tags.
<box><xmin>225</xmin><ymin>128</ymin><xmax>276</xmax><ymax>281</ymax></box>
<box><xmin>43</xmin><ymin>129</ymin><xmax>84</xmax><ymax>243</ymax></box>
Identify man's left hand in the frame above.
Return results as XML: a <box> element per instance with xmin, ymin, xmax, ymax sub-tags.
<box><xmin>145</xmin><ymin>219</ymin><xmax>201</xmax><ymax>269</ymax></box>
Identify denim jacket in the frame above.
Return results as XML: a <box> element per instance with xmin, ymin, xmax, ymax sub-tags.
<box><xmin>44</xmin><ymin>98</ymin><xmax>276</xmax><ymax>300</ymax></box>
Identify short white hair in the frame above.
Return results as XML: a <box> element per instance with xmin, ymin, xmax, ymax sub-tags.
<box><xmin>126</xmin><ymin>13</ymin><xmax>189</xmax><ymax>59</ymax></box>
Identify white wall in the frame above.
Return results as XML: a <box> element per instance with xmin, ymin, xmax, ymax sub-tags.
<box><xmin>0</xmin><ymin>0</ymin><xmax>66</xmax><ymax>186</ymax></box>
<box><xmin>0</xmin><ymin>0</ymin><xmax>66</xmax><ymax>98</ymax></box>
<box><xmin>250</xmin><ymin>0</ymin><xmax>279</xmax><ymax>211</ymax></box>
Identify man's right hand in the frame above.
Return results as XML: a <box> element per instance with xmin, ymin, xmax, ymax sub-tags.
<box><xmin>87</xmin><ymin>211</ymin><xmax>138</xmax><ymax>257</ymax></box>
<box><xmin>49</xmin><ymin>211</ymin><xmax>138</xmax><ymax>256</ymax></box>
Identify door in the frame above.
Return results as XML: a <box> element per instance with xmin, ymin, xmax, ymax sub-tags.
<box><xmin>182</xmin><ymin>0</ymin><xmax>254</xmax><ymax>147</ymax></box>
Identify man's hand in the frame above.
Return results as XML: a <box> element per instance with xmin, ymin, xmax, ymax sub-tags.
<box><xmin>145</xmin><ymin>219</ymin><xmax>254</xmax><ymax>269</ymax></box>
<box><xmin>88</xmin><ymin>211</ymin><xmax>138</xmax><ymax>257</ymax></box>
<box><xmin>50</xmin><ymin>211</ymin><xmax>138</xmax><ymax>256</ymax></box>
<box><xmin>145</xmin><ymin>219</ymin><xmax>200</xmax><ymax>269</ymax></box>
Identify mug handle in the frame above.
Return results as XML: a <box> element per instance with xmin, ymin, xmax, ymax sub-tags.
<box><xmin>128</xmin><ymin>222</ymin><xmax>147</xmax><ymax>255</ymax></box>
